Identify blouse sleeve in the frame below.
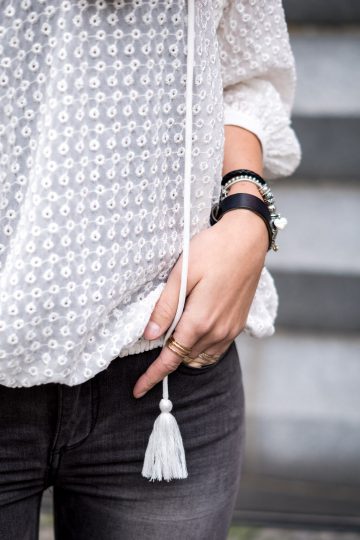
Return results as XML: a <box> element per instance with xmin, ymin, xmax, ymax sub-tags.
<box><xmin>216</xmin><ymin>0</ymin><xmax>301</xmax><ymax>179</ymax></box>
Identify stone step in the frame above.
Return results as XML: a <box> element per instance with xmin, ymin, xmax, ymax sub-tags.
<box><xmin>289</xmin><ymin>30</ymin><xmax>360</xmax><ymax>180</ymax></box>
<box><xmin>272</xmin><ymin>270</ymin><xmax>360</xmax><ymax>332</ymax></box>
<box><xmin>266</xmin><ymin>180</ymin><xmax>360</xmax><ymax>332</ymax></box>
<box><xmin>284</xmin><ymin>0</ymin><xmax>360</xmax><ymax>25</ymax></box>
<box><xmin>267</xmin><ymin>181</ymin><xmax>360</xmax><ymax>274</ymax></box>
<box><xmin>234</xmin><ymin>330</ymin><xmax>360</xmax><ymax>528</ymax></box>
<box><xmin>291</xmin><ymin>31</ymin><xmax>360</xmax><ymax>117</ymax></box>
<box><xmin>291</xmin><ymin>116</ymin><xmax>360</xmax><ymax>180</ymax></box>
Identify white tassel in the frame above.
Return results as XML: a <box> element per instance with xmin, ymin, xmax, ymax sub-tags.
<box><xmin>142</xmin><ymin>397</ymin><xmax>188</xmax><ymax>481</ymax></box>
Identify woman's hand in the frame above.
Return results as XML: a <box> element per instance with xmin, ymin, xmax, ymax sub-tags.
<box><xmin>132</xmin><ymin>207</ymin><xmax>269</xmax><ymax>398</ymax></box>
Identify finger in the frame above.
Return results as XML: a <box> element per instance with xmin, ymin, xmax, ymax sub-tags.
<box><xmin>133</xmin><ymin>308</ymin><xmax>202</xmax><ymax>398</ymax></box>
<box><xmin>142</xmin><ymin>253</ymin><xmax>199</xmax><ymax>341</ymax></box>
<box><xmin>171</xmin><ymin>279</ymin><xmax>238</xmax><ymax>362</ymax></box>
<box><xmin>135</xmin><ymin>274</ymin><xmax>226</xmax><ymax>397</ymax></box>
<box><xmin>132</xmin><ymin>339</ymin><xmax>186</xmax><ymax>398</ymax></box>
<box><xmin>184</xmin><ymin>338</ymin><xmax>234</xmax><ymax>367</ymax></box>
<box><xmin>188</xmin><ymin>324</ymin><xmax>238</xmax><ymax>360</ymax></box>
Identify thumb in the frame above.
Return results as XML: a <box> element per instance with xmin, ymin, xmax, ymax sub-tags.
<box><xmin>143</xmin><ymin>250</ymin><xmax>199</xmax><ymax>340</ymax></box>
<box><xmin>142</xmin><ymin>262</ymin><xmax>182</xmax><ymax>340</ymax></box>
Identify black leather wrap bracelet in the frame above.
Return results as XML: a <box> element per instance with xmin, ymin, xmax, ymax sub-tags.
<box><xmin>210</xmin><ymin>192</ymin><xmax>273</xmax><ymax>250</ymax></box>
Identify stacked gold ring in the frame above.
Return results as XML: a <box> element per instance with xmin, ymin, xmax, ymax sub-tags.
<box><xmin>165</xmin><ymin>335</ymin><xmax>192</xmax><ymax>359</ymax></box>
<box><xmin>165</xmin><ymin>334</ymin><xmax>222</xmax><ymax>367</ymax></box>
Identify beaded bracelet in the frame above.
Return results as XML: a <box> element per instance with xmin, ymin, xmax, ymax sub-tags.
<box><xmin>221</xmin><ymin>168</ymin><xmax>266</xmax><ymax>188</ymax></box>
<box><xmin>221</xmin><ymin>175</ymin><xmax>278</xmax><ymax>214</ymax></box>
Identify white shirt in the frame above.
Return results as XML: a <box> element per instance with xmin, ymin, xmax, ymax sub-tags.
<box><xmin>0</xmin><ymin>0</ymin><xmax>301</xmax><ymax>387</ymax></box>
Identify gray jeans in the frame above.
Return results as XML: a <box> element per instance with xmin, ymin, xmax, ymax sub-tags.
<box><xmin>0</xmin><ymin>340</ymin><xmax>245</xmax><ymax>540</ymax></box>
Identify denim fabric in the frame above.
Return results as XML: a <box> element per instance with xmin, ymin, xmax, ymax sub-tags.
<box><xmin>0</xmin><ymin>340</ymin><xmax>245</xmax><ymax>540</ymax></box>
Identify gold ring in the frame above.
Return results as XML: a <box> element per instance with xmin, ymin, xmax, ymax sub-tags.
<box><xmin>182</xmin><ymin>351</ymin><xmax>222</xmax><ymax>368</ymax></box>
<box><xmin>198</xmin><ymin>351</ymin><xmax>222</xmax><ymax>361</ymax></box>
<box><xmin>165</xmin><ymin>334</ymin><xmax>193</xmax><ymax>359</ymax></box>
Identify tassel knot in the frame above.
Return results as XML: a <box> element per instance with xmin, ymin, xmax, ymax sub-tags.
<box><xmin>159</xmin><ymin>398</ymin><xmax>172</xmax><ymax>413</ymax></box>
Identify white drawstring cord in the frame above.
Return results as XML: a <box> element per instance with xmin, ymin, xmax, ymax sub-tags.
<box><xmin>141</xmin><ymin>0</ymin><xmax>195</xmax><ymax>481</ymax></box>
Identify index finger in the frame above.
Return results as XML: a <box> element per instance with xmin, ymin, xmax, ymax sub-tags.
<box><xmin>132</xmin><ymin>333</ymin><xmax>194</xmax><ymax>398</ymax></box>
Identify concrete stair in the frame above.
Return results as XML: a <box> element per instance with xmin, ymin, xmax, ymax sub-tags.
<box><xmin>267</xmin><ymin>22</ymin><xmax>360</xmax><ymax>333</ymax></box>
<box><xmin>234</xmin><ymin>3</ymin><xmax>360</xmax><ymax>530</ymax></box>
<box><xmin>283</xmin><ymin>0</ymin><xmax>360</xmax><ymax>25</ymax></box>
<box><xmin>234</xmin><ymin>331</ymin><xmax>360</xmax><ymax>527</ymax></box>
<box><xmin>267</xmin><ymin>180</ymin><xmax>360</xmax><ymax>332</ymax></box>
<box><xmin>290</xmin><ymin>30</ymin><xmax>360</xmax><ymax>180</ymax></box>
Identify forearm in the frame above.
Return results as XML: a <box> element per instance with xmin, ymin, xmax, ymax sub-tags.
<box><xmin>222</xmin><ymin>125</ymin><xmax>264</xmax><ymax>200</ymax></box>
<box><xmin>219</xmin><ymin>124</ymin><xmax>269</xmax><ymax>254</ymax></box>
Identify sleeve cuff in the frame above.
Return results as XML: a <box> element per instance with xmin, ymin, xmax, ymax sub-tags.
<box><xmin>223</xmin><ymin>102</ymin><xmax>301</xmax><ymax>180</ymax></box>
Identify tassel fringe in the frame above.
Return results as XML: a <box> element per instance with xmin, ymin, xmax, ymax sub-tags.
<box><xmin>142</xmin><ymin>398</ymin><xmax>188</xmax><ymax>482</ymax></box>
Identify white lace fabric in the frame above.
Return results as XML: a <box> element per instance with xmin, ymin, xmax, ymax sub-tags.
<box><xmin>0</xmin><ymin>0</ymin><xmax>300</xmax><ymax>387</ymax></box>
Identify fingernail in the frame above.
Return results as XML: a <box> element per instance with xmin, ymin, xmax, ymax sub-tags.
<box><xmin>144</xmin><ymin>321</ymin><xmax>160</xmax><ymax>339</ymax></box>
<box><xmin>135</xmin><ymin>390</ymin><xmax>146</xmax><ymax>399</ymax></box>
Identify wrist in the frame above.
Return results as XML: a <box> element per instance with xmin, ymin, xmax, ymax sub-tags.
<box><xmin>219</xmin><ymin>208</ymin><xmax>269</xmax><ymax>254</ymax></box>
<box><xmin>213</xmin><ymin>168</ymin><xmax>287</xmax><ymax>252</ymax></box>
<box><xmin>226</xmin><ymin>180</ymin><xmax>264</xmax><ymax>202</ymax></box>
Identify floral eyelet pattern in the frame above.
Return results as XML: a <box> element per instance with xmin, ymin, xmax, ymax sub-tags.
<box><xmin>0</xmin><ymin>0</ymin><xmax>299</xmax><ymax>388</ymax></box>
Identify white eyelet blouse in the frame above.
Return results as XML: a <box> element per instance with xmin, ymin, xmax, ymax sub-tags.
<box><xmin>0</xmin><ymin>0</ymin><xmax>301</xmax><ymax>387</ymax></box>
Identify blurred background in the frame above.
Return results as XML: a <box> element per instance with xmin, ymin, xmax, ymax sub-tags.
<box><xmin>231</xmin><ymin>0</ymin><xmax>360</xmax><ymax>537</ymax></box>
<box><xmin>39</xmin><ymin>1</ymin><xmax>360</xmax><ymax>538</ymax></box>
